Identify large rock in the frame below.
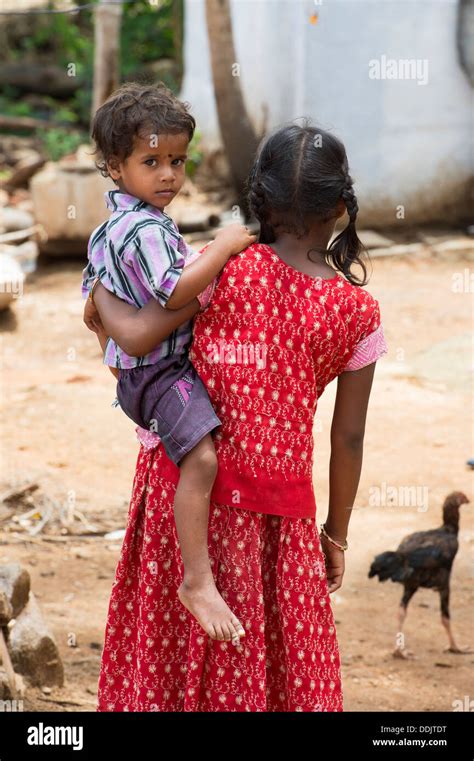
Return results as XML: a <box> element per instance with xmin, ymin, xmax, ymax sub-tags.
<box><xmin>30</xmin><ymin>155</ymin><xmax>114</xmax><ymax>254</ymax></box>
<box><xmin>0</xmin><ymin>564</ymin><xmax>30</xmax><ymax>618</ymax></box>
<box><xmin>0</xmin><ymin>253</ymin><xmax>25</xmax><ymax>311</ymax></box>
<box><xmin>5</xmin><ymin>154</ymin><xmax>46</xmax><ymax>190</ymax></box>
<box><xmin>7</xmin><ymin>592</ymin><xmax>64</xmax><ymax>688</ymax></box>
<box><xmin>0</xmin><ymin>668</ymin><xmax>26</xmax><ymax>702</ymax></box>
<box><xmin>0</xmin><ymin>207</ymin><xmax>34</xmax><ymax>232</ymax></box>
<box><xmin>0</xmin><ymin>241</ymin><xmax>38</xmax><ymax>275</ymax></box>
<box><xmin>0</xmin><ymin>592</ymin><xmax>13</xmax><ymax>626</ymax></box>
<box><xmin>0</xmin><ymin>63</ymin><xmax>81</xmax><ymax>98</ymax></box>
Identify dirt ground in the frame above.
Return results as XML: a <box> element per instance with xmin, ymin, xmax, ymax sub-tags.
<box><xmin>0</xmin><ymin>238</ymin><xmax>472</xmax><ymax>712</ymax></box>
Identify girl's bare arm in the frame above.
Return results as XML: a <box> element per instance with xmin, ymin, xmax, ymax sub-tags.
<box><xmin>90</xmin><ymin>283</ymin><xmax>200</xmax><ymax>357</ymax></box>
<box><xmin>325</xmin><ymin>362</ymin><xmax>377</xmax><ymax>542</ymax></box>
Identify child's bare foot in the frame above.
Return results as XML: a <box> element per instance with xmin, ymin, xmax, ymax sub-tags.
<box><xmin>178</xmin><ymin>575</ymin><xmax>246</xmax><ymax>644</ymax></box>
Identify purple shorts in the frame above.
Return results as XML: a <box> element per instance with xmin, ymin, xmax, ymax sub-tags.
<box><xmin>116</xmin><ymin>353</ymin><xmax>221</xmax><ymax>466</ymax></box>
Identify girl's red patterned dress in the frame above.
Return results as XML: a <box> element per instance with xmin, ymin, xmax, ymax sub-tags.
<box><xmin>97</xmin><ymin>243</ymin><xmax>387</xmax><ymax>712</ymax></box>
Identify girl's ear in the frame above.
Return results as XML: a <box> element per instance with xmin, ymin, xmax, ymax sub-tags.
<box><xmin>107</xmin><ymin>157</ymin><xmax>121</xmax><ymax>181</ymax></box>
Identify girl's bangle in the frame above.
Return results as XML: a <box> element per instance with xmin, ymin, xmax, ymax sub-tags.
<box><xmin>319</xmin><ymin>523</ymin><xmax>348</xmax><ymax>551</ymax></box>
<box><xmin>88</xmin><ymin>277</ymin><xmax>100</xmax><ymax>302</ymax></box>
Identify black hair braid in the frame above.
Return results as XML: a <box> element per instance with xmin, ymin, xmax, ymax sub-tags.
<box><xmin>328</xmin><ymin>173</ymin><xmax>367</xmax><ymax>283</ymax></box>
<box><xmin>325</xmin><ymin>164</ymin><xmax>369</xmax><ymax>284</ymax></box>
<box><xmin>247</xmin><ymin>169</ymin><xmax>276</xmax><ymax>244</ymax></box>
<box><xmin>341</xmin><ymin>175</ymin><xmax>359</xmax><ymax>223</ymax></box>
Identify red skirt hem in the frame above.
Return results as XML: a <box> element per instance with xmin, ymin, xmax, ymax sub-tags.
<box><xmin>97</xmin><ymin>443</ymin><xmax>344</xmax><ymax>712</ymax></box>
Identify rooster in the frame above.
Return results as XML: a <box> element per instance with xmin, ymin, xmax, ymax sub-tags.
<box><xmin>368</xmin><ymin>491</ymin><xmax>471</xmax><ymax>658</ymax></box>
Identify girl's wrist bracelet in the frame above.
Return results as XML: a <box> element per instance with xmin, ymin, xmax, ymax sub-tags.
<box><xmin>319</xmin><ymin>523</ymin><xmax>348</xmax><ymax>551</ymax></box>
<box><xmin>88</xmin><ymin>277</ymin><xmax>100</xmax><ymax>302</ymax></box>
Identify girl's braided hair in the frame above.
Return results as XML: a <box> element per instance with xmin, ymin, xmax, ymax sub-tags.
<box><xmin>246</xmin><ymin>122</ymin><xmax>370</xmax><ymax>286</ymax></box>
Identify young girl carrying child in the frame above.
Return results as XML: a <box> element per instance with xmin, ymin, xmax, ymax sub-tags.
<box><xmin>86</xmin><ymin>121</ymin><xmax>389</xmax><ymax>712</ymax></box>
<box><xmin>82</xmin><ymin>82</ymin><xmax>255</xmax><ymax>646</ymax></box>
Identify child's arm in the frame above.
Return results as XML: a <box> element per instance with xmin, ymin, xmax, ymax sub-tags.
<box><xmin>165</xmin><ymin>224</ymin><xmax>255</xmax><ymax>310</ymax></box>
<box><xmin>85</xmin><ymin>283</ymin><xmax>200</xmax><ymax>358</ymax></box>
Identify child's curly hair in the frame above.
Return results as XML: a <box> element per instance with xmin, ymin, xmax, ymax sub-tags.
<box><xmin>91</xmin><ymin>82</ymin><xmax>196</xmax><ymax>179</ymax></box>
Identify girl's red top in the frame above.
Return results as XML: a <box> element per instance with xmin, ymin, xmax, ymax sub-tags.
<box><xmin>136</xmin><ymin>242</ymin><xmax>388</xmax><ymax>519</ymax></box>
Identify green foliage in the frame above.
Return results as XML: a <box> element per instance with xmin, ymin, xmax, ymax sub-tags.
<box><xmin>10</xmin><ymin>0</ymin><xmax>178</xmax><ymax>76</ymax></box>
<box><xmin>52</xmin><ymin>105</ymin><xmax>79</xmax><ymax>125</ymax></box>
<box><xmin>70</xmin><ymin>87</ymin><xmax>93</xmax><ymax>130</ymax></box>
<box><xmin>0</xmin><ymin>90</ymin><xmax>79</xmax><ymax>123</ymax></box>
<box><xmin>0</xmin><ymin>94</ymin><xmax>34</xmax><ymax>119</ymax></box>
<box><xmin>121</xmin><ymin>0</ymin><xmax>176</xmax><ymax>75</ymax></box>
<box><xmin>10</xmin><ymin>2</ymin><xmax>94</xmax><ymax>71</ymax></box>
<box><xmin>36</xmin><ymin>127</ymin><xmax>88</xmax><ymax>162</ymax></box>
<box><xmin>0</xmin><ymin>0</ymin><xmax>184</xmax><ymax>159</ymax></box>
<box><xmin>186</xmin><ymin>130</ymin><xmax>203</xmax><ymax>178</ymax></box>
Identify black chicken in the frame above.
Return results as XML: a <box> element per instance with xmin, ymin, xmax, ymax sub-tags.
<box><xmin>368</xmin><ymin>491</ymin><xmax>470</xmax><ymax>658</ymax></box>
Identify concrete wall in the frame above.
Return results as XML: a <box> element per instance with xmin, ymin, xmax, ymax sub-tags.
<box><xmin>180</xmin><ymin>0</ymin><xmax>473</xmax><ymax>226</ymax></box>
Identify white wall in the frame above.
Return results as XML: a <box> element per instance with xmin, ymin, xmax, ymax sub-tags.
<box><xmin>180</xmin><ymin>0</ymin><xmax>472</xmax><ymax>225</ymax></box>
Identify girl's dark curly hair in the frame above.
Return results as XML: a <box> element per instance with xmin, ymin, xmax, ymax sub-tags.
<box><xmin>246</xmin><ymin>121</ymin><xmax>370</xmax><ymax>286</ymax></box>
<box><xmin>91</xmin><ymin>82</ymin><xmax>196</xmax><ymax>179</ymax></box>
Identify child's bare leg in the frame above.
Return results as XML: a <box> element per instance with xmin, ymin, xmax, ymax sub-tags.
<box><xmin>175</xmin><ymin>434</ymin><xmax>245</xmax><ymax>644</ymax></box>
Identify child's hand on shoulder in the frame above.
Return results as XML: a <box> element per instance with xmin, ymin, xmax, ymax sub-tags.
<box><xmin>213</xmin><ymin>223</ymin><xmax>256</xmax><ymax>257</ymax></box>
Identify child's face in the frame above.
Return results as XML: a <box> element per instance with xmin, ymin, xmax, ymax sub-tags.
<box><xmin>107</xmin><ymin>132</ymin><xmax>189</xmax><ymax>210</ymax></box>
